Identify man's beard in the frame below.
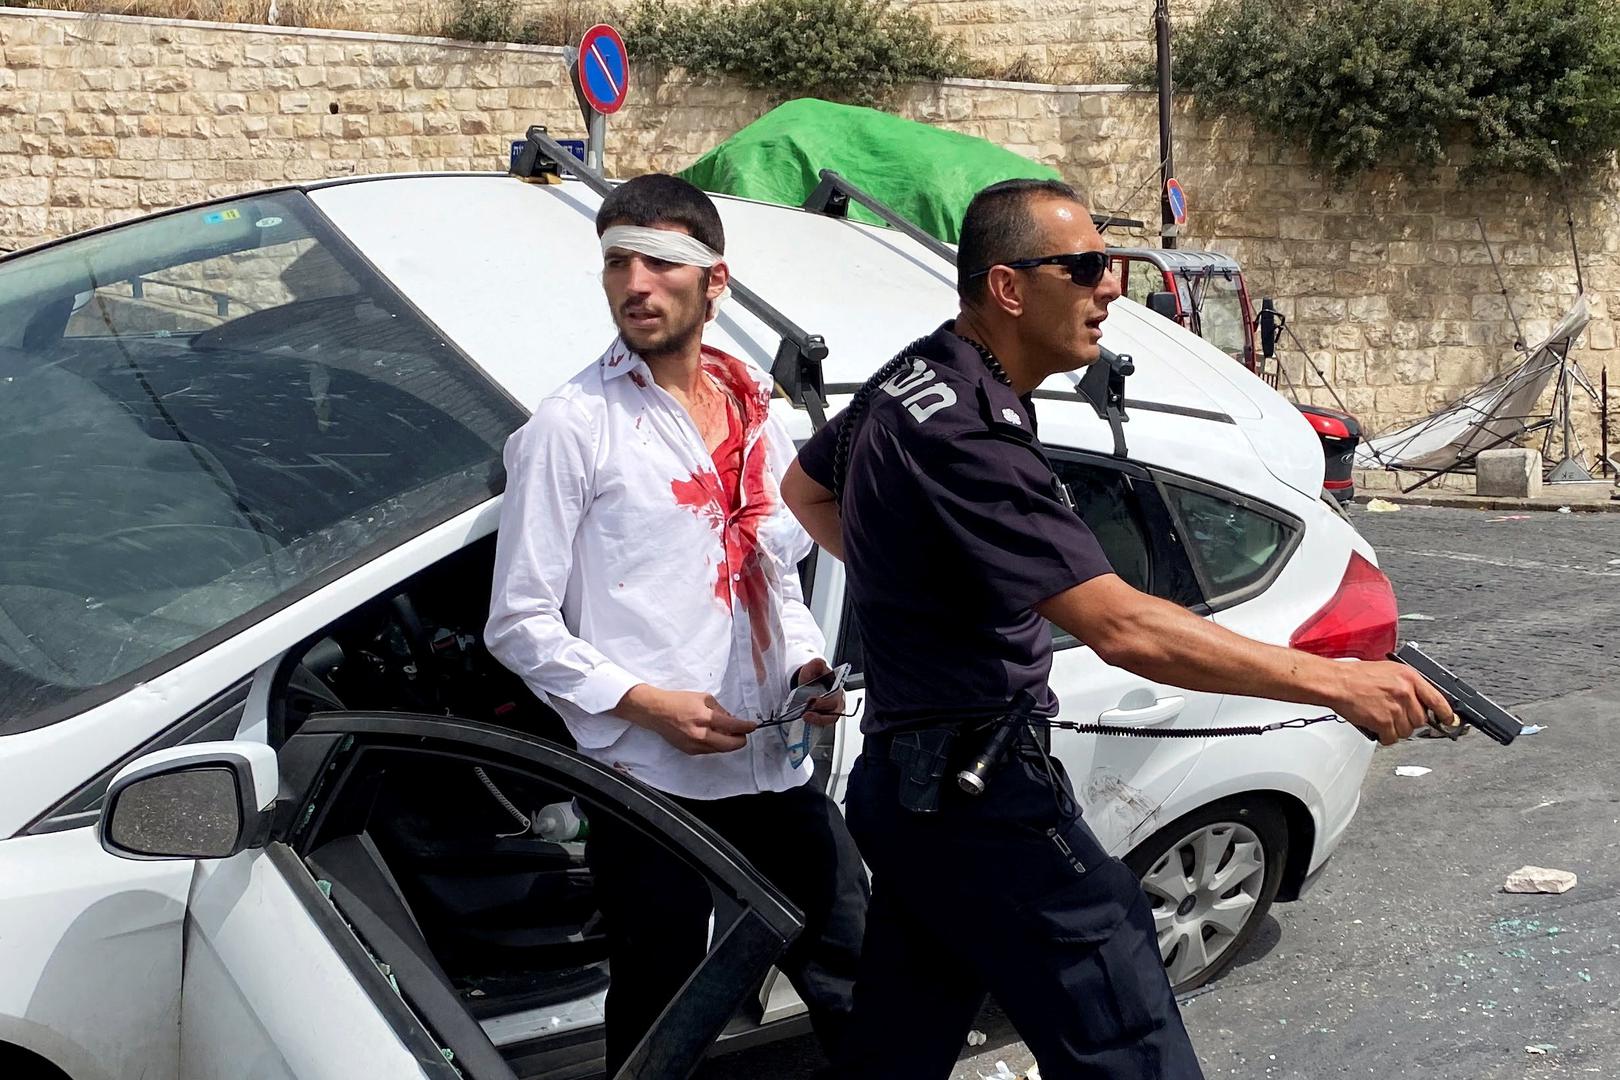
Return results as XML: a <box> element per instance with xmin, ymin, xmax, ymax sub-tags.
<box><xmin>621</xmin><ymin>308</ymin><xmax>705</xmax><ymax>360</ymax></box>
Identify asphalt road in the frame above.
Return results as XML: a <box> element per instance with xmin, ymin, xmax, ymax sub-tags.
<box><xmin>703</xmin><ymin>502</ymin><xmax>1620</xmax><ymax>1079</ymax></box>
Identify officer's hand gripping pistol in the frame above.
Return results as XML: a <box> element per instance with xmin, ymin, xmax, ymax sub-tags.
<box><xmin>1390</xmin><ymin>643</ymin><xmax>1523</xmax><ymax>745</ymax></box>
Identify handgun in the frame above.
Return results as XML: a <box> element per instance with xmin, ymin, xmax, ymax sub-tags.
<box><xmin>1390</xmin><ymin>643</ymin><xmax>1523</xmax><ymax>745</ymax></box>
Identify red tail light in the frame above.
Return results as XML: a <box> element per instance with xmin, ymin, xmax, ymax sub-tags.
<box><xmin>1289</xmin><ymin>552</ymin><xmax>1398</xmax><ymax>661</ymax></box>
<box><xmin>1304</xmin><ymin>412</ymin><xmax>1353</xmax><ymax>439</ymax></box>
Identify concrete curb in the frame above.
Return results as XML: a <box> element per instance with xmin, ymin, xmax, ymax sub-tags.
<box><xmin>1356</xmin><ymin>492</ymin><xmax>1620</xmax><ymax>513</ymax></box>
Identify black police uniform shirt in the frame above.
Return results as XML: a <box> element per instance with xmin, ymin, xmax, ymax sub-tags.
<box><xmin>797</xmin><ymin>321</ymin><xmax>1114</xmax><ymax>735</ymax></box>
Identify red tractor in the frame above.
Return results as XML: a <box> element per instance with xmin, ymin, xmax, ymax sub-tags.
<box><xmin>1109</xmin><ymin>247</ymin><xmax>1361</xmax><ymax>504</ymax></box>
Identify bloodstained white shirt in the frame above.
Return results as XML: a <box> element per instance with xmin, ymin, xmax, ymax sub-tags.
<box><xmin>485</xmin><ymin>337</ymin><xmax>825</xmax><ymax>799</ymax></box>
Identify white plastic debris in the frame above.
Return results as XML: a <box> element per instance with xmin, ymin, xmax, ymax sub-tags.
<box><xmin>1399</xmin><ymin>613</ymin><xmax>1436</xmax><ymax>621</ymax></box>
<box><xmin>1520</xmin><ymin>724</ymin><xmax>1546</xmax><ymax>735</ymax></box>
<box><xmin>1526</xmin><ymin>1043</ymin><xmax>1557</xmax><ymax>1055</ymax></box>
<box><xmin>1366</xmin><ymin>498</ymin><xmax>1401</xmax><ymax>513</ymax></box>
<box><xmin>966</xmin><ymin>1029</ymin><xmax>988</xmax><ymax>1047</ymax></box>
<box><xmin>1504</xmin><ymin>866</ymin><xmax>1578</xmax><ymax>894</ymax></box>
<box><xmin>1557</xmin><ymin>506</ymin><xmax>1572</xmax><ymax>514</ymax></box>
<box><xmin>1395</xmin><ymin>766</ymin><xmax>1433</xmax><ymax>777</ymax></box>
<box><xmin>976</xmin><ymin>1063</ymin><xmax>1040</xmax><ymax>1080</ymax></box>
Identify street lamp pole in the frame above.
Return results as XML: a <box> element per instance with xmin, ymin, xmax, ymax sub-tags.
<box><xmin>1155</xmin><ymin>0</ymin><xmax>1176</xmax><ymax>250</ymax></box>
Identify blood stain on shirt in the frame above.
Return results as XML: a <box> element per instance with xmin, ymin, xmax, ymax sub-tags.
<box><xmin>668</xmin><ymin>347</ymin><xmax>784</xmax><ymax>681</ymax></box>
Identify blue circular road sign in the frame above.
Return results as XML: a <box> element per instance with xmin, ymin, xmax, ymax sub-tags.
<box><xmin>1165</xmin><ymin>178</ymin><xmax>1188</xmax><ymax>225</ymax></box>
<box><xmin>578</xmin><ymin>24</ymin><xmax>629</xmax><ymax>115</ymax></box>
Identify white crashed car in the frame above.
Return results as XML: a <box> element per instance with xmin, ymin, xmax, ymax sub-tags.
<box><xmin>0</xmin><ymin>167</ymin><xmax>1394</xmax><ymax>1080</ymax></box>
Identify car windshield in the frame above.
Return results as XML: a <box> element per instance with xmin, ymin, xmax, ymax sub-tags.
<box><xmin>0</xmin><ymin>191</ymin><xmax>524</xmax><ymax>732</ymax></box>
<box><xmin>1191</xmin><ymin>273</ymin><xmax>1248</xmax><ymax>362</ymax></box>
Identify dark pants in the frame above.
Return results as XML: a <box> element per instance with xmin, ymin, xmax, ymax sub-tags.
<box><xmin>586</xmin><ymin>780</ymin><xmax>869</xmax><ymax>1075</ymax></box>
<box><xmin>842</xmin><ymin>737</ymin><xmax>1206</xmax><ymax>1080</ymax></box>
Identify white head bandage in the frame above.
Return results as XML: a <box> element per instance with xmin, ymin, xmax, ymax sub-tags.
<box><xmin>601</xmin><ymin>224</ymin><xmax>730</xmax><ymax>320</ymax></box>
<box><xmin>600</xmin><ymin>225</ymin><xmax>723</xmax><ymax>267</ymax></box>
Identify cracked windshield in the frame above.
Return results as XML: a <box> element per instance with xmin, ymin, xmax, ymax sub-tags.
<box><xmin>0</xmin><ymin>191</ymin><xmax>523</xmax><ymax>729</ymax></box>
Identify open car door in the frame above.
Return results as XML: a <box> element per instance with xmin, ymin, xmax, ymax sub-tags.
<box><xmin>178</xmin><ymin>714</ymin><xmax>804</xmax><ymax>1080</ymax></box>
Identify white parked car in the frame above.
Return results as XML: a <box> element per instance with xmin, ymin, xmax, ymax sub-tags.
<box><xmin>0</xmin><ymin>169</ymin><xmax>1395</xmax><ymax>1080</ymax></box>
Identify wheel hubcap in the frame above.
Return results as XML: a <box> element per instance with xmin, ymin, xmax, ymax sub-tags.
<box><xmin>1139</xmin><ymin>821</ymin><xmax>1266</xmax><ymax>988</ymax></box>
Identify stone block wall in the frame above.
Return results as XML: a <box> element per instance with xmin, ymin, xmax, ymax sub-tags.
<box><xmin>0</xmin><ymin>10</ymin><xmax>585</xmax><ymax>243</ymax></box>
<box><xmin>1</xmin><ymin>7</ymin><xmax>1613</xmax><ymax>467</ymax></box>
<box><xmin>906</xmin><ymin>0</ymin><xmax>1214</xmax><ymax>82</ymax></box>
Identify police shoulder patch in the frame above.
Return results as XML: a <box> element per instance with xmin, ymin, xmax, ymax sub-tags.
<box><xmin>879</xmin><ymin>356</ymin><xmax>959</xmax><ymax>425</ymax></box>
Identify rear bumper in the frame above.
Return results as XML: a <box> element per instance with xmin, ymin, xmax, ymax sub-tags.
<box><xmin>1297</xmin><ymin>405</ymin><xmax>1362</xmax><ymax>503</ymax></box>
<box><xmin>1276</xmin><ymin>720</ymin><xmax>1371</xmax><ymax>902</ymax></box>
<box><xmin>1295</xmin><ymin>852</ymin><xmax>1335</xmax><ymax>899</ymax></box>
<box><xmin>1307</xmin><ymin>732</ymin><xmax>1372</xmax><ymax>876</ymax></box>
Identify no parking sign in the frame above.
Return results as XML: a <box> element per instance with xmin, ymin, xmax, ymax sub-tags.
<box><xmin>1165</xmin><ymin>177</ymin><xmax>1188</xmax><ymax>226</ymax></box>
<box><xmin>577</xmin><ymin>24</ymin><xmax>630</xmax><ymax>115</ymax></box>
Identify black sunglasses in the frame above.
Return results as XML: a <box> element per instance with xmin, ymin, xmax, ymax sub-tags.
<box><xmin>965</xmin><ymin>251</ymin><xmax>1111</xmax><ymax>288</ymax></box>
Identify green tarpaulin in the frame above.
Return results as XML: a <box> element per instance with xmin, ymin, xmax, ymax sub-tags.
<box><xmin>679</xmin><ymin>98</ymin><xmax>1061</xmax><ymax>244</ymax></box>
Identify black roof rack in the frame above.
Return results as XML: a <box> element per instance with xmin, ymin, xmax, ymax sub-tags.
<box><xmin>803</xmin><ymin>170</ymin><xmax>1143</xmax><ymax>253</ymax></box>
<box><xmin>512</xmin><ymin>126</ymin><xmax>829</xmax><ymax>426</ymax></box>
<box><xmin>804</xmin><ymin>170</ymin><xmax>960</xmax><ymax>266</ymax></box>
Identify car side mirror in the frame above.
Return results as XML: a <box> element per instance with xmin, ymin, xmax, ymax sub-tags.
<box><xmin>1146</xmin><ymin>291</ymin><xmax>1179</xmax><ymax>321</ymax></box>
<box><xmin>1259</xmin><ymin>298</ymin><xmax>1284</xmax><ymax>359</ymax></box>
<box><xmin>99</xmin><ymin>741</ymin><xmax>278</xmax><ymax>861</ymax></box>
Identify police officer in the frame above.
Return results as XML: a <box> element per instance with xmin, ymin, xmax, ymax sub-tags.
<box><xmin>781</xmin><ymin>178</ymin><xmax>1453</xmax><ymax>1079</ymax></box>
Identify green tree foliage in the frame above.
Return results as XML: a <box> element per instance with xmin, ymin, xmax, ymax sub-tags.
<box><xmin>1175</xmin><ymin>0</ymin><xmax>1620</xmax><ymax>179</ymax></box>
<box><xmin>621</xmin><ymin>0</ymin><xmax>977</xmax><ymax>104</ymax></box>
<box><xmin>438</xmin><ymin>0</ymin><xmax>609</xmax><ymax>47</ymax></box>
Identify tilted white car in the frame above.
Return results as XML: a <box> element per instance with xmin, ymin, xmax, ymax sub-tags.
<box><xmin>0</xmin><ymin>168</ymin><xmax>1397</xmax><ymax>1080</ymax></box>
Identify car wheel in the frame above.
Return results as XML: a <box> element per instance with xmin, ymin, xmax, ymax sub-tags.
<box><xmin>1123</xmin><ymin>797</ymin><xmax>1288</xmax><ymax>993</ymax></box>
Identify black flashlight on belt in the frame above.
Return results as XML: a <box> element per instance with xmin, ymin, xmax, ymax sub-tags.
<box><xmin>956</xmin><ymin>720</ymin><xmax>1021</xmax><ymax>795</ymax></box>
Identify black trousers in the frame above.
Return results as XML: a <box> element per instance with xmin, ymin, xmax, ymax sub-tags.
<box><xmin>841</xmin><ymin>737</ymin><xmax>1206</xmax><ymax>1080</ymax></box>
<box><xmin>585</xmin><ymin>780</ymin><xmax>869</xmax><ymax>1075</ymax></box>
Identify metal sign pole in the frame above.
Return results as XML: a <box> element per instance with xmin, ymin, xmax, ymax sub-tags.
<box><xmin>588</xmin><ymin>110</ymin><xmax>606</xmax><ymax>174</ymax></box>
<box><xmin>568</xmin><ymin>57</ymin><xmax>592</xmax><ymax>153</ymax></box>
<box><xmin>1155</xmin><ymin>0</ymin><xmax>1176</xmax><ymax>250</ymax></box>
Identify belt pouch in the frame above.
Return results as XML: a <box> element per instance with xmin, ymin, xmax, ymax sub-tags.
<box><xmin>889</xmin><ymin>728</ymin><xmax>957</xmax><ymax>814</ymax></box>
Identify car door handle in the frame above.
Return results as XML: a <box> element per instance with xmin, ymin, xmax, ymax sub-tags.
<box><xmin>1097</xmin><ymin>695</ymin><xmax>1186</xmax><ymax>726</ymax></box>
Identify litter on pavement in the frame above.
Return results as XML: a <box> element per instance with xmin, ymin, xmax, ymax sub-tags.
<box><xmin>1395</xmin><ymin>765</ymin><xmax>1433</xmax><ymax>777</ymax></box>
<box><xmin>1504</xmin><ymin>866</ymin><xmax>1578</xmax><ymax>894</ymax></box>
<box><xmin>1557</xmin><ymin>506</ymin><xmax>1573</xmax><ymax>513</ymax></box>
<box><xmin>1525</xmin><ymin>1044</ymin><xmax>1557</xmax><ymax>1055</ymax></box>
<box><xmin>1366</xmin><ymin>498</ymin><xmax>1401</xmax><ymax>512</ymax></box>
<box><xmin>977</xmin><ymin>1064</ymin><xmax>1040</xmax><ymax>1080</ymax></box>
<box><xmin>1520</xmin><ymin>724</ymin><xmax>1546</xmax><ymax>735</ymax></box>
<box><xmin>966</xmin><ymin>1030</ymin><xmax>988</xmax><ymax>1047</ymax></box>
<box><xmin>1399</xmin><ymin>613</ymin><xmax>1436</xmax><ymax>621</ymax></box>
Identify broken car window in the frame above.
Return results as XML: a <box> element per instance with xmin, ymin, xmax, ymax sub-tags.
<box><xmin>0</xmin><ymin>192</ymin><xmax>525</xmax><ymax>732</ymax></box>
